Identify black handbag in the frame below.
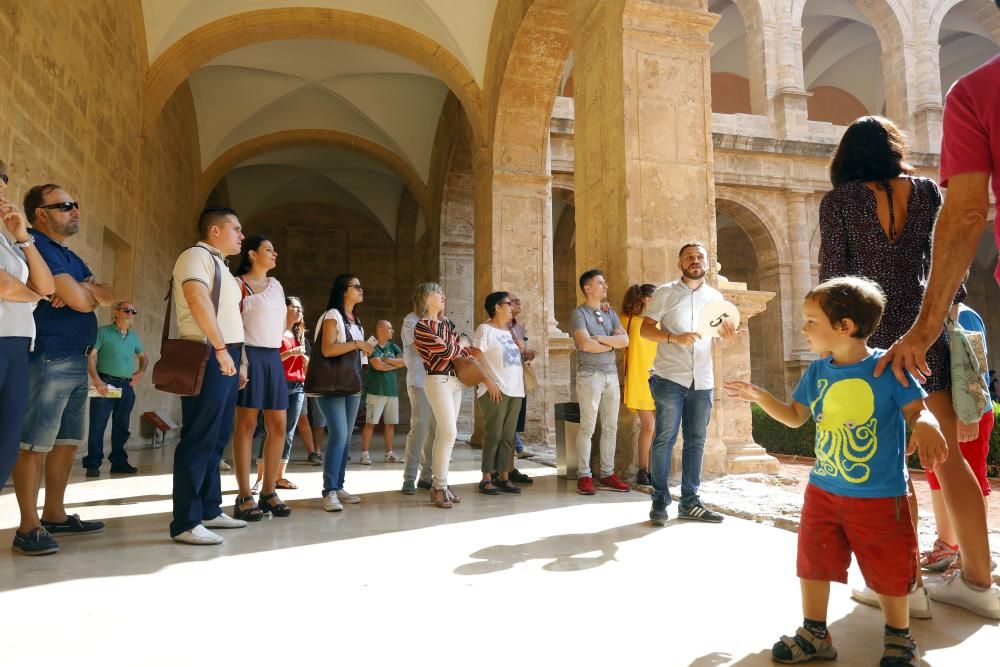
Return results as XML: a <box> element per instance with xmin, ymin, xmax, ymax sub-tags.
<box><xmin>152</xmin><ymin>247</ymin><xmax>222</xmax><ymax>396</ymax></box>
<box><xmin>304</xmin><ymin>311</ymin><xmax>362</xmax><ymax>396</ymax></box>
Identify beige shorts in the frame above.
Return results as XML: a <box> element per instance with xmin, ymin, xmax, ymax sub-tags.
<box><xmin>365</xmin><ymin>394</ymin><xmax>399</xmax><ymax>425</ymax></box>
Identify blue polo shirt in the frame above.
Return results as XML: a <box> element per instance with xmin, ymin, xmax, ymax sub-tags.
<box><xmin>29</xmin><ymin>228</ymin><xmax>97</xmax><ymax>355</ymax></box>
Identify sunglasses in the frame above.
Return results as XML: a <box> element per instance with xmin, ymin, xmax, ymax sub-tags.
<box><xmin>40</xmin><ymin>201</ymin><xmax>80</xmax><ymax>212</ymax></box>
<box><xmin>120</xmin><ymin>307</ymin><xmax>138</xmax><ymax>315</ymax></box>
<box><xmin>0</xmin><ymin>174</ymin><xmax>8</xmax><ymax>185</ymax></box>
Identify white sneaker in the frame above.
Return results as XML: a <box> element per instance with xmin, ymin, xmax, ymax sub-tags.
<box><xmin>336</xmin><ymin>488</ymin><xmax>361</xmax><ymax>504</ymax></box>
<box><xmin>360</xmin><ymin>452</ymin><xmax>372</xmax><ymax>465</ymax></box>
<box><xmin>850</xmin><ymin>586</ymin><xmax>932</xmax><ymax>619</ymax></box>
<box><xmin>322</xmin><ymin>494</ymin><xmax>343</xmax><ymax>512</ymax></box>
<box><xmin>219</xmin><ymin>460</ymin><xmax>232</xmax><ymax>471</ymax></box>
<box><xmin>384</xmin><ymin>452</ymin><xmax>402</xmax><ymax>463</ymax></box>
<box><xmin>927</xmin><ymin>571</ymin><xmax>1000</xmax><ymax>619</ymax></box>
<box><xmin>173</xmin><ymin>525</ymin><xmax>223</xmax><ymax>545</ymax></box>
<box><xmin>202</xmin><ymin>512</ymin><xmax>247</xmax><ymax>529</ymax></box>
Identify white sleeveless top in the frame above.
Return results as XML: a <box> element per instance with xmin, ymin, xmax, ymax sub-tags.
<box><xmin>240</xmin><ymin>277</ymin><xmax>286</xmax><ymax>348</ymax></box>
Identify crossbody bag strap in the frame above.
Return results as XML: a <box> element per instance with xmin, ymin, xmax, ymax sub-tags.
<box><xmin>160</xmin><ymin>246</ymin><xmax>224</xmax><ymax>346</ymax></box>
<box><xmin>161</xmin><ymin>279</ymin><xmax>173</xmax><ymax>345</ymax></box>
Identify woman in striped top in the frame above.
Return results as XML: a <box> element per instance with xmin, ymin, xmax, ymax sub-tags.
<box><xmin>413</xmin><ymin>282</ymin><xmax>493</xmax><ymax>508</ymax></box>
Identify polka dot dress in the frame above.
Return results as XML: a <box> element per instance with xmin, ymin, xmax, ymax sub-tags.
<box><xmin>818</xmin><ymin>176</ymin><xmax>962</xmax><ymax>394</ymax></box>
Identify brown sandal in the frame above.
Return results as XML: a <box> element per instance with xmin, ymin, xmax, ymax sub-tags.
<box><xmin>430</xmin><ymin>487</ymin><xmax>452</xmax><ymax>509</ymax></box>
<box><xmin>445</xmin><ymin>486</ymin><xmax>462</xmax><ymax>504</ymax></box>
<box><xmin>275</xmin><ymin>478</ymin><xmax>298</xmax><ymax>490</ymax></box>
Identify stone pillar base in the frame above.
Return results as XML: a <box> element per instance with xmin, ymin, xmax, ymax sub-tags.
<box><xmin>724</xmin><ymin>440</ymin><xmax>780</xmax><ymax>474</ymax></box>
<box><xmin>773</xmin><ymin>89</ymin><xmax>811</xmax><ymax>139</ymax></box>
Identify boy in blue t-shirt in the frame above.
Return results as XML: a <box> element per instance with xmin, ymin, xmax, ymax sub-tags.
<box><xmin>725</xmin><ymin>277</ymin><xmax>947</xmax><ymax>666</ymax></box>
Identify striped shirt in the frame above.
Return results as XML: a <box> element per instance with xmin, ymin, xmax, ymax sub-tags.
<box><xmin>413</xmin><ymin>318</ymin><xmax>470</xmax><ymax>372</ymax></box>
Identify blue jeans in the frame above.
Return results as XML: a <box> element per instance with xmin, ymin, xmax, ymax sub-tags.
<box><xmin>20</xmin><ymin>351</ymin><xmax>89</xmax><ymax>451</ymax></box>
<box><xmin>170</xmin><ymin>343</ymin><xmax>241</xmax><ymax>537</ymax></box>
<box><xmin>83</xmin><ymin>375</ymin><xmax>136</xmax><ymax>468</ymax></box>
<box><xmin>649</xmin><ymin>375</ymin><xmax>713</xmax><ymax>506</ymax></box>
<box><xmin>0</xmin><ymin>337</ymin><xmax>30</xmax><ymax>490</ymax></box>
<box><xmin>255</xmin><ymin>381</ymin><xmax>305</xmax><ymax>462</ymax></box>
<box><xmin>316</xmin><ymin>392</ymin><xmax>361</xmax><ymax>495</ymax></box>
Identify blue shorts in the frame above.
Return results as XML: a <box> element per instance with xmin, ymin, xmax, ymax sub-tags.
<box><xmin>20</xmin><ymin>352</ymin><xmax>89</xmax><ymax>452</ymax></box>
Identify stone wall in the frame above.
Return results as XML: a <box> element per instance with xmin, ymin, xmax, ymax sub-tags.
<box><xmin>0</xmin><ymin>0</ymin><xmax>201</xmax><ymax>433</ymax></box>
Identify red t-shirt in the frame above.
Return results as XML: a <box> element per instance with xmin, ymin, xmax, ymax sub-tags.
<box><xmin>939</xmin><ymin>54</ymin><xmax>1000</xmax><ymax>281</ymax></box>
<box><xmin>281</xmin><ymin>331</ymin><xmax>305</xmax><ymax>381</ymax></box>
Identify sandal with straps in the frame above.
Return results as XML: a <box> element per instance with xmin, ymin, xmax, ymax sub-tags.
<box><xmin>445</xmin><ymin>486</ymin><xmax>462</xmax><ymax>504</ymax></box>
<box><xmin>430</xmin><ymin>487</ymin><xmax>452</xmax><ymax>509</ymax></box>
<box><xmin>771</xmin><ymin>626</ymin><xmax>837</xmax><ymax>663</ymax></box>
<box><xmin>275</xmin><ymin>478</ymin><xmax>298</xmax><ymax>490</ymax></box>
<box><xmin>234</xmin><ymin>495</ymin><xmax>264</xmax><ymax>522</ymax></box>
<box><xmin>881</xmin><ymin>633</ymin><xmax>919</xmax><ymax>667</ymax></box>
<box><xmin>259</xmin><ymin>492</ymin><xmax>292</xmax><ymax>517</ymax></box>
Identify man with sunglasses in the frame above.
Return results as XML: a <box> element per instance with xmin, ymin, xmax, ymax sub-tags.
<box><xmin>83</xmin><ymin>301</ymin><xmax>146</xmax><ymax>477</ymax></box>
<box><xmin>12</xmin><ymin>184</ymin><xmax>114</xmax><ymax>556</ymax></box>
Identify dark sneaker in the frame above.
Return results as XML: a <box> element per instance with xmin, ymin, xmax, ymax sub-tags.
<box><xmin>636</xmin><ymin>469</ymin><xmax>651</xmax><ymax>486</ymax></box>
<box><xmin>509</xmin><ymin>468</ymin><xmax>533</xmax><ymax>484</ymax></box>
<box><xmin>417</xmin><ymin>479</ymin><xmax>433</xmax><ymax>490</ymax></box>
<box><xmin>576</xmin><ymin>476</ymin><xmax>596</xmax><ymax>495</ymax></box>
<box><xmin>41</xmin><ymin>513</ymin><xmax>105</xmax><ymax>535</ymax></box>
<box><xmin>85</xmin><ymin>467</ymin><xmax>100</xmax><ymax>478</ymax></box>
<box><xmin>306</xmin><ymin>452</ymin><xmax>323</xmax><ymax>466</ymax></box>
<box><xmin>677</xmin><ymin>503</ymin><xmax>724</xmax><ymax>523</ymax></box>
<box><xmin>401</xmin><ymin>480</ymin><xmax>416</xmax><ymax>495</ymax></box>
<box><xmin>12</xmin><ymin>528</ymin><xmax>59</xmax><ymax>556</ymax></box>
<box><xmin>649</xmin><ymin>499</ymin><xmax>669</xmax><ymax>524</ymax></box>
<box><xmin>598</xmin><ymin>473</ymin><xmax>630</xmax><ymax>492</ymax></box>
<box><xmin>110</xmin><ymin>462</ymin><xmax>138</xmax><ymax>474</ymax></box>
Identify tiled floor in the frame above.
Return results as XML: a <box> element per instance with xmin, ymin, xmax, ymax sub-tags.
<box><xmin>0</xmin><ymin>436</ymin><xmax>996</xmax><ymax>666</ymax></box>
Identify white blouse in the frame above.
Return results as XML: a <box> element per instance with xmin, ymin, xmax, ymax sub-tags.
<box><xmin>239</xmin><ymin>277</ymin><xmax>286</xmax><ymax>348</ymax></box>
<box><xmin>0</xmin><ymin>233</ymin><xmax>36</xmax><ymax>341</ymax></box>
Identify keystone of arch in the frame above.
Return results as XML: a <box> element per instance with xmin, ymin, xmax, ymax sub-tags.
<box><xmin>143</xmin><ymin>7</ymin><xmax>486</xmax><ymax>147</ymax></box>
<box><xmin>197</xmin><ymin>129</ymin><xmax>432</xmax><ymax>221</ymax></box>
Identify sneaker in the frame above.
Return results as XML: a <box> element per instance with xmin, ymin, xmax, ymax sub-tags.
<box><xmin>202</xmin><ymin>513</ymin><xmax>247</xmax><ymax>529</ymax></box>
<box><xmin>173</xmin><ymin>525</ymin><xmax>223</xmax><ymax>545</ymax></box>
<box><xmin>360</xmin><ymin>451</ymin><xmax>372</xmax><ymax>465</ymax></box>
<box><xmin>926</xmin><ymin>570</ymin><xmax>1000</xmax><ymax>619</ymax></box>
<box><xmin>85</xmin><ymin>467</ymin><xmax>99</xmax><ymax>478</ymax></box>
<box><xmin>417</xmin><ymin>479</ymin><xmax>433</xmax><ymax>490</ymax></box>
<box><xmin>41</xmin><ymin>514</ymin><xmax>105</xmax><ymax>535</ymax></box>
<box><xmin>12</xmin><ymin>528</ymin><xmax>59</xmax><ymax>556</ymax></box>
<box><xmin>509</xmin><ymin>468</ymin><xmax>534</xmax><ymax>484</ymax></box>
<box><xmin>219</xmin><ymin>459</ymin><xmax>232</xmax><ymax>471</ymax></box>
<box><xmin>920</xmin><ymin>538</ymin><xmax>959</xmax><ymax>572</ymax></box>
<box><xmin>322</xmin><ymin>493</ymin><xmax>344</xmax><ymax>512</ymax></box>
<box><xmin>109</xmin><ymin>462</ymin><xmax>138</xmax><ymax>474</ymax></box>
<box><xmin>401</xmin><ymin>480</ymin><xmax>416</xmax><ymax>495</ymax></box>
<box><xmin>577</xmin><ymin>476</ymin><xmax>596</xmax><ymax>495</ymax></box>
<box><xmin>677</xmin><ymin>503</ymin><xmax>724</xmax><ymax>523</ymax></box>
<box><xmin>306</xmin><ymin>452</ymin><xmax>323</xmax><ymax>466</ymax></box>
<box><xmin>850</xmin><ymin>586</ymin><xmax>932</xmax><ymax>619</ymax></box>
<box><xmin>598</xmin><ymin>473</ymin><xmax>630</xmax><ymax>492</ymax></box>
<box><xmin>384</xmin><ymin>452</ymin><xmax>402</xmax><ymax>463</ymax></box>
<box><xmin>636</xmin><ymin>469</ymin><xmax>651</xmax><ymax>486</ymax></box>
<box><xmin>336</xmin><ymin>489</ymin><xmax>361</xmax><ymax>504</ymax></box>
<box><xmin>649</xmin><ymin>499</ymin><xmax>669</xmax><ymax>524</ymax></box>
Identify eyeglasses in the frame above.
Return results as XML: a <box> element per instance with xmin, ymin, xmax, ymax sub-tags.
<box><xmin>0</xmin><ymin>174</ymin><xmax>8</xmax><ymax>185</ymax></box>
<box><xmin>120</xmin><ymin>307</ymin><xmax>138</xmax><ymax>315</ymax></box>
<box><xmin>40</xmin><ymin>201</ymin><xmax>79</xmax><ymax>212</ymax></box>
<box><xmin>498</xmin><ymin>301</ymin><xmax>512</xmax><ymax>308</ymax></box>
<box><xmin>349</xmin><ymin>284</ymin><xmax>364</xmax><ymax>291</ymax></box>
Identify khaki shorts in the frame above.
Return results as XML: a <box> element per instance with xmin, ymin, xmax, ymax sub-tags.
<box><xmin>365</xmin><ymin>394</ymin><xmax>399</xmax><ymax>425</ymax></box>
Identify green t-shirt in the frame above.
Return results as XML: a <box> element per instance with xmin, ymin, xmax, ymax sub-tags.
<box><xmin>94</xmin><ymin>324</ymin><xmax>144</xmax><ymax>378</ymax></box>
<box><xmin>366</xmin><ymin>341</ymin><xmax>402</xmax><ymax>397</ymax></box>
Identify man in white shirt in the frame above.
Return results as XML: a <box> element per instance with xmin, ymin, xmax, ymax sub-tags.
<box><xmin>168</xmin><ymin>207</ymin><xmax>248</xmax><ymax>545</ymax></box>
<box><xmin>641</xmin><ymin>242</ymin><xmax>736</xmax><ymax>523</ymax></box>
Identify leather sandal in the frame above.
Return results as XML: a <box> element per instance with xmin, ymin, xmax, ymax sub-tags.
<box><xmin>430</xmin><ymin>487</ymin><xmax>452</xmax><ymax>509</ymax></box>
<box><xmin>275</xmin><ymin>478</ymin><xmax>298</xmax><ymax>490</ymax></box>
<box><xmin>445</xmin><ymin>486</ymin><xmax>462</xmax><ymax>504</ymax></box>
<box><xmin>259</xmin><ymin>492</ymin><xmax>292</xmax><ymax>517</ymax></box>
<box><xmin>234</xmin><ymin>495</ymin><xmax>264</xmax><ymax>522</ymax></box>
<box><xmin>495</xmin><ymin>479</ymin><xmax>522</xmax><ymax>494</ymax></box>
<box><xmin>478</xmin><ymin>481</ymin><xmax>500</xmax><ymax>495</ymax></box>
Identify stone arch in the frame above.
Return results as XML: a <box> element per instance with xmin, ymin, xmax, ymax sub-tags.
<box><xmin>931</xmin><ymin>0</ymin><xmax>1000</xmax><ymax>47</ymax></box>
<box><xmin>715</xmin><ymin>189</ymin><xmax>788</xmax><ymax>265</ymax></box>
<box><xmin>714</xmin><ymin>0</ymin><xmax>772</xmax><ymax>115</ymax></box>
<box><xmin>492</xmin><ymin>0</ymin><xmax>572</xmax><ymax>173</ymax></box>
<box><xmin>197</xmin><ymin>129</ymin><xmax>431</xmax><ymax>220</ymax></box>
<box><xmin>793</xmin><ymin>0</ymin><xmax>912</xmax><ymax>123</ymax></box>
<box><xmin>142</xmin><ymin>7</ymin><xmax>486</xmax><ymax>146</ymax></box>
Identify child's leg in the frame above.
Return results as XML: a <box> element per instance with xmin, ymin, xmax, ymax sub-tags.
<box><xmin>771</xmin><ymin>579</ymin><xmax>836</xmax><ymax>663</ymax></box>
<box><xmin>801</xmin><ymin>579</ymin><xmax>831</xmax><ymax>622</ymax></box>
<box><xmin>877</xmin><ymin>593</ymin><xmax>908</xmax><ymax>630</ymax></box>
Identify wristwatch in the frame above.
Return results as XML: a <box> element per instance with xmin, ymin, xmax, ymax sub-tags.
<box><xmin>15</xmin><ymin>237</ymin><xmax>35</xmax><ymax>249</ymax></box>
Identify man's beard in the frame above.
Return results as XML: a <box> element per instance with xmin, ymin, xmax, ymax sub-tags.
<box><xmin>682</xmin><ymin>266</ymin><xmax>705</xmax><ymax>280</ymax></box>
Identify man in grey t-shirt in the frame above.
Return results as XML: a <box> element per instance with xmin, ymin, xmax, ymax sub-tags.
<box><xmin>571</xmin><ymin>269</ymin><xmax>630</xmax><ymax>495</ymax></box>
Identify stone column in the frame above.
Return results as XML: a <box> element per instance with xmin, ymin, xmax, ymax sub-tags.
<box><xmin>569</xmin><ymin>0</ymin><xmax>719</xmax><ymax>476</ymax></box>
<box><xmin>783</xmin><ymin>190</ymin><xmax>815</xmax><ymax>394</ymax></box>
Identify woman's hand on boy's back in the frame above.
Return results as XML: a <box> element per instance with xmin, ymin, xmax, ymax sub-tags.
<box><xmin>903</xmin><ymin>402</ymin><xmax>948</xmax><ymax>471</ymax></box>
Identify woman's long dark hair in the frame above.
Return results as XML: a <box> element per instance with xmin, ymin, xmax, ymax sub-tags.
<box><xmin>326</xmin><ymin>273</ymin><xmax>362</xmax><ymax>329</ymax></box>
<box><xmin>622</xmin><ymin>283</ymin><xmax>656</xmax><ymax>317</ymax></box>
<box><xmin>829</xmin><ymin>116</ymin><xmax>913</xmax><ymax>186</ymax></box>
<box><xmin>234</xmin><ymin>234</ymin><xmax>269</xmax><ymax>277</ymax></box>
<box><xmin>286</xmin><ymin>295</ymin><xmax>305</xmax><ymax>345</ymax></box>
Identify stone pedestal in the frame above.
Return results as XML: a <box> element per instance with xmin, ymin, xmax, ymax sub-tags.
<box><xmin>912</xmin><ymin>104</ymin><xmax>943</xmax><ymax>156</ymax></box>
<box><xmin>773</xmin><ymin>89</ymin><xmax>811</xmax><ymax>140</ymax></box>
<box><xmin>716</xmin><ymin>287</ymin><xmax>780</xmax><ymax>474</ymax></box>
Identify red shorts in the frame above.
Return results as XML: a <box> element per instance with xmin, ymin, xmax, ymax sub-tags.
<box><xmin>927</xmin><ymin>410</ymin><xmax>993</xmax><ymax>495</ymax></box>
<box><xmin>797</xmin><ymin>484</ymin><xmax>917</xmax><ymax>597</ymax></box>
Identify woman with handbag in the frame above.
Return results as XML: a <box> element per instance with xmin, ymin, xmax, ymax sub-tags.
<box><xmin>473</xmin><ymin>292</ymin><xmax>524</xmax><ymax>495</ymax></box>
<box><xmin>313</xmin><ymin>274</ymin><xmax>374</xmax><ymax>512</ymax></box>
<box><xmin>622</xmin><ymin>283</ymin><xmax>657</xmax><ymax>486</ymax></box>
<box><xmin>231</xmin><ymin>236</ymin><xmax>291</xmax><ymax>520</ymax></box>
<box><xmin>819</xmin><ymin>115</ymin><xmax>994</xmax><ymax>617</ymax></box>
<box><xmin>413</xmin><ymin>282</ymin><xmax>487</xmax><ymax>508</ymax></box>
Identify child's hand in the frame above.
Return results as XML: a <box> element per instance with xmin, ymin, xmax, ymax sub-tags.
<box><xmin>908</xmin><ymin>421</ymin><xmax>948</xmax><ymax>471</ymax></box>
<box><xmin>723</xmin><ymin>380</ymin><xmax>763</xmax><ymax>403</ymax></box>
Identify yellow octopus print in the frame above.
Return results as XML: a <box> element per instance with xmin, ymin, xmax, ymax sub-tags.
<box><xmin>810</xmin><ymin>378</ymin><xmax>878</xmax><ymax>484</ymax></box>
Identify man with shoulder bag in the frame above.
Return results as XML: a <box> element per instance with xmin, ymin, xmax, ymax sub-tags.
<box><xmin>165</xmin><ymin>207</ymin><xmax>248</xmax><ymax>545</ymax></box>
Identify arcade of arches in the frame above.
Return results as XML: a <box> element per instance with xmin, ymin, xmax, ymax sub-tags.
<box><xmin>2</xmin><ymin>0</ymin><xmax>998</xmax><ymax>471</ymax></box>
